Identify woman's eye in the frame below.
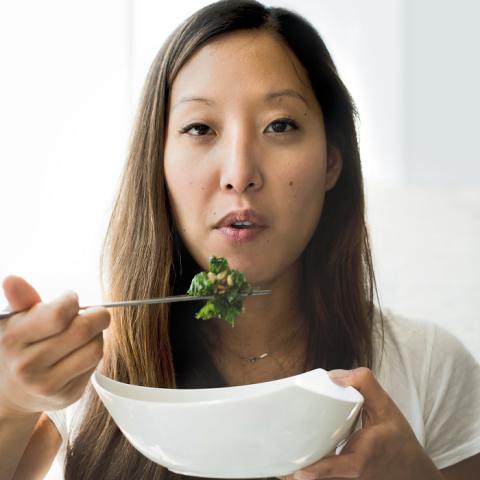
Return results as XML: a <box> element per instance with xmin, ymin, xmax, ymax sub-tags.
<box><xmin>265</xmin><ymin>118</ymin><xmax>299</xmax><ymax>134</ymax></box>
<box><xmin>179</xmin><ymin>123</ymin><xmax>213</xmax><ymax>136</ymax></box>
<box><xmin>179</xmin><ymin>119</ymin><xmax>298</xmax><ymax>137</ymax></box>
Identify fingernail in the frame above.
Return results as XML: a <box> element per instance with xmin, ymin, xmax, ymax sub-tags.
<box><xmin>293</xmin><ymin>471</ymin><xmax>318</xmax><ymax>480</ymax></box>
<box><xmin>63</xmin><ymin>290</ymin><xmax>79</xmax><ymax>301</ymax></box>
<box><xmin>328</xmin><ymin>369</ymin><xmax>351</xmax><ymax>379</ymax></box>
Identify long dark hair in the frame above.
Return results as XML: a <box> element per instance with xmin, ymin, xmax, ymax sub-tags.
<box><xmin>64</xmin><ymin>1</ymin><xmax>382</xmax><ymax>478</ymax></box>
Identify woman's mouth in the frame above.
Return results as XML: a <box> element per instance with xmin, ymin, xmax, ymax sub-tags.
<box><xmin>215</xmin><ymin>222</ymin><xmax>267</xmax><ymax>242</ymax></box>
<box><xmin>214</xmin><ymin>209</ymin><xmax>268</xmax><ymax>242</ymax></box>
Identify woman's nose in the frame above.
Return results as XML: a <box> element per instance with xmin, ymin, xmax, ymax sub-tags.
<box><xmin>219</xmin><ymin>129</ymin><xmax>264</xmax><ymax>194</ymax></box>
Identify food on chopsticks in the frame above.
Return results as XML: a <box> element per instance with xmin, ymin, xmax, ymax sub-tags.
<box><xmin>187</xmin><ymin>256</ymin><xmax>253</xmax><ymax>327</ymax></box>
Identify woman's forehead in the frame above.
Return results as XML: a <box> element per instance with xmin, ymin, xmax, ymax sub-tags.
<box><xmin>169</xmin><ymin>30</ymin><xmax>317</xmax><ymax>111</ymax></box>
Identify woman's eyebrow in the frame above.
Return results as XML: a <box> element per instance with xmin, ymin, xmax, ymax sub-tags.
<box><xmin>172</xmin><ymin>89</ymin><xmax>308</xmax><ymax>110</ymax></box>
<box><xmin>173</xmin><ymin>96</ymin><xmax>215</xmax><ymax>110</ymax></box>
<box><xmin>264</xmin><ymin>89</ymin><xmax>308</xmax><ymax>107</ymax></box>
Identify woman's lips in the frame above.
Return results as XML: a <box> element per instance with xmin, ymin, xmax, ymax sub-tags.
<box><xmin>213</xmin><ymin>208</ymin><xmax>269</xmax><ymax>242</ymax></box>
<box><xmin>214</xmin><ymin>209</ymin><xmax>268</xmax><ymax>229</ymax></box>
<box><xmin>215</xmin><ymin>226</ymin><xmax>266</xmax><ymax>242</ymax></box>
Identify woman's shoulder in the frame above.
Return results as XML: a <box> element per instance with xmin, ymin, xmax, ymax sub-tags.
<box><xmin>373</xmin><ymin>307</ymin><xmax>434</xmax><ymax>341</ymax></box>
<box><xmin>373</xmin><ymin>307</ymin><xmax>474</xmax><ymax>360</ymax></box>
<box><xmin>371</xmin><ymin>307</ymin><xmax>478</xmax><ymax>388</ymax></box>
<box><xmin>372</xmin><ymin>307</ymin><xmax>435</xmax><ymax>366</ymax></box>
<box><xmin>373</xmin><ymin>309</ymin><xmax>480</xmax><ymax>468</ymax></box>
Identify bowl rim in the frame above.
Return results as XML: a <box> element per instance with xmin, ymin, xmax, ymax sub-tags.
<box><xmin>91</xmin><ymin>368</ymin><xmax>364</xmax><ymax>407</ymax></box>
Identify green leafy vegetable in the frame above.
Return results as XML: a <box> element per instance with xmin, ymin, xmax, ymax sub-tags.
<box><xmin>187</xmin><ymin>256</ymin><xmax>253</xmax><ymax>327</ymax></box>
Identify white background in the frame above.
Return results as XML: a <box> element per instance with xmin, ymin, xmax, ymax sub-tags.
<box><xmin>1</xmin><ymin>0</ymin><xmax>479</xmax><ymax>360</ymax></box>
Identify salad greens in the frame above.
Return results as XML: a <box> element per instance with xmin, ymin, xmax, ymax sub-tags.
<box><xmin>187</xmin><ymin>256</ymin><xmax>253</xmax><ymax>327</ymax></box>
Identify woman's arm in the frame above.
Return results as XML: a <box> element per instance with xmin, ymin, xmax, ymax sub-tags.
<box><xmin>440</xmin><ymin>453</ymin><xmax>480</xmax><ymax>479</ymax></box>
<box><xmin>0</xmin><ymin>411</ymin><xmax>61</xmax><ymax>480</ymax></box>
<box><xmin>0</xmin><ymin>276</ymin><xmax>109</xmax><ymax>479</ymax></box>
<box><xmin>12</xmin><ymin>413</ymin><xmax>62</xmax><ymax>480</ymax></box>
<box><xmin>0</xmin><ymin>410</ymin><xmax>39</xmax><ymax>480</ymax></box>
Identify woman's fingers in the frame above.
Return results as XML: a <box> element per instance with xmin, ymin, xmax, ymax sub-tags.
<box><xmin>46</xmin><ymin>367</ymin><xmax>96</xmax><ymax>410</ymax></box>
<box><xmin>280</xmin><ymin>429</ymin><xmax>371</xmax><ymax>480</ymax></box>
<box><xmin>27</xmin><ymin>333</ymin><xmax>105</xmax><ymax>397</ymax></box>
<box><xmin>328</xmin><ymin>368</ymin><xmax>392</xmax><ymax>424</ymax></box>
<box><xmin>47</xmin><ymin>332</ymin><xmax>105</xmax><ymax>390</ymax></box>
<box><xmin>19</xmin><ymin>307</ymin><xmax>110</xmax><ymax>369</ymax></box>
<box><xmin>4</xmin><ymin>291</ymin><xmax>80</xmax><ymax>346</ymax></box>
<box><xmin>60</xmin><ymin>368</ymin><xmax>96</xmax><ymax>400</ymax></box>
<box><xmin>288</xmin><ymin>453</ymin><xmax>360</xmax><ymax>478</ymax></box>
<box><xmin>2</xmin><ymin>275</ymin><xmax>42</xmax><ymax>312</ymax></box>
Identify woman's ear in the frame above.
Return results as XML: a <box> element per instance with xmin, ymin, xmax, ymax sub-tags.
<box><xmin>325</xmin><ymin>146</ymin><xmax>343</xmax><ymax>191</ymax></box>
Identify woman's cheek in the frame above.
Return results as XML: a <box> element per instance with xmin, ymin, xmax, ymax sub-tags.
<box><xmin>288</xmin><ymin>172</ymin><xmax>325</xmax><ymax>233</ymax></box>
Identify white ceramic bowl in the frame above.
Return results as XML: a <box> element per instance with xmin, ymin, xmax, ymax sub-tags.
<box><xmin>91</xmin><ymin>368</ymin><xmax>363</xmax><ymax>478</ymax></box>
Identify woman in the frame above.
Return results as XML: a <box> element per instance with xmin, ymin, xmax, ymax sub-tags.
<box><xmin>1</xmin><ymin>1</ymin><xmax>479</xmax><ymax>479</ymax></box>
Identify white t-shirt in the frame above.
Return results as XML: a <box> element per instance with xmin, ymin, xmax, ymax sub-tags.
<box><xmin>45</xmin><ymin>309</ymin><xmax>480</xmax><ymax>478</ymax></box>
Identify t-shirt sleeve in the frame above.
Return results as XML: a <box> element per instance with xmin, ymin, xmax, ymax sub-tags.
<box><xmin>423</xmin><ymin>323</ymin><xmax>480</xmax><ymax>469</ymax></box>
<box><xmin>45</xmin><ymin>408</ymin><xmax>68</xmax><ymax>443</ymax></box>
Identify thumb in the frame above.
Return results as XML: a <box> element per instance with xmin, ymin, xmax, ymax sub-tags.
<box><xmin>328</xmin><ymin>367</ymin><xmax>392</xmax><ymax>424</ymax></box>
<box><xmin>2</xmin><ymin>275</ymin><xmax>42</xmax><ymax>312</ymax></box>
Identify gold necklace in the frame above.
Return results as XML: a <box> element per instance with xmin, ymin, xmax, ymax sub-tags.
<box><xmin>239</xmin><ymin>352</ymin><xmax>271</xmax><ymax>363</ymax></box>
<box><xmin>237</xmin><ymin>324</ymin><xmax>307</xmax><ymax>366</ymax></box>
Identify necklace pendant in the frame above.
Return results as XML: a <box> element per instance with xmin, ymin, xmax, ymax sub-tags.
<box><xmin>243</xmin><ymin>352</ymin><xmax>270</xmax><ymax>363</ymax></box>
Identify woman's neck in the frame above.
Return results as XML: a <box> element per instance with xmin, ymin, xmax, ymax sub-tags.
<box><xmin>202</xmin><ymin>260</ymin><xmax>309</xmax><ymax>385</ymax></box>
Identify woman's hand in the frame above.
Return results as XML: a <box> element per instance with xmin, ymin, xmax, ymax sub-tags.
<box><xmin>0</xmin><ymin>275</ymin><xmax>110</xmax><ymax>418</ymax></box>
<box><xmin>281</xmin><ymin>368</ymin><xmax>443</xmax><ymax>480</ymax></box>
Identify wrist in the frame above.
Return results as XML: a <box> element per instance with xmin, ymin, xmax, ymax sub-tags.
<box><xmin>408</xmin><ymin>442</ymin><xmax>443</xmax><ymax>480</ymax></box>
<box><xmin>0</xmin><ymin>399</ymin><xmax>41</xmax><ymax>422</ymax></box>
<box><xmin>0</xmin><ymin>409</ymin><xmax>41</xmax><ymax>425</ymax></box>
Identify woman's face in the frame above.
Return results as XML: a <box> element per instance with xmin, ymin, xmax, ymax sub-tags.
<box><xmin>164</xmin><ymin>30</ymin><xmax>341</xmax><ymax>285</ymax></box>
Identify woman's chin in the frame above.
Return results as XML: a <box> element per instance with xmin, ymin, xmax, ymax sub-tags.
<box><xmin>196</xmin><ymin>247</ymin><xmax>280</xmax><ymax>286</ymax></box>
<box><xmin>228</xmin><ymin>263</ymin><xmax>274</xmax><ymax>288</ymax></box>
